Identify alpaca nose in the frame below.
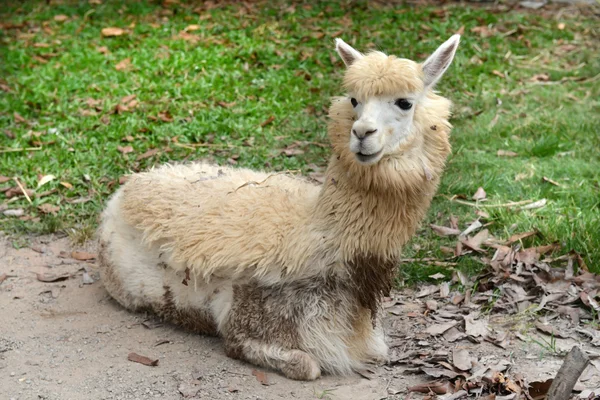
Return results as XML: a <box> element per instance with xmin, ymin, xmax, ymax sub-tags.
<box><xmin>352</xmin><ymin>128</ymin><xmax>378</xmax><ymax>140</ymax></box>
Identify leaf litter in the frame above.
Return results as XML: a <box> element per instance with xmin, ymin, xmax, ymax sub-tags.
<box><xmin>388</xmin><ymin>212</ymin><xmax>600</xmax><ymax>398</ymax></box>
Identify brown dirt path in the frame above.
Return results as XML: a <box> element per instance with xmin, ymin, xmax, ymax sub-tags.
<box><xmin>1</xmin><ymin>233</ymin><xmax>598</xmax><ymax>400</ymax></box>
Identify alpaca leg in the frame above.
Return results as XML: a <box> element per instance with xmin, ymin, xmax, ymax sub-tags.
<box><xmin>225</xmin><ymin>339</ymin><xmax>321</xmax><ymax>381</ymax></box>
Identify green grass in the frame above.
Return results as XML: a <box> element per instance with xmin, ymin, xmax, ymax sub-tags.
<box><xmin>1</xmin><ymin>1</ymin><xmax>599</xmax><ymax>278</ymax></box>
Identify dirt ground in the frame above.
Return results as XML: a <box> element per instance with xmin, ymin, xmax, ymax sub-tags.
<box><xmin>1</xmin><ymin>233</ymin><xmax>599</xmax><ymax>400</ymax></box>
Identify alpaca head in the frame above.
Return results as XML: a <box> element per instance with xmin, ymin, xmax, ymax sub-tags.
<box><xmin>334</xmin><ymin>35</ymin><xmax>460</xmax><ymax>165</ymax></box>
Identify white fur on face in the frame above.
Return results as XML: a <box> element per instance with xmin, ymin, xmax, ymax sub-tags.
<box><xmin>348</xmin><ymin>95</ymin><xmax>417</xmax><ymax>165</ymax></box>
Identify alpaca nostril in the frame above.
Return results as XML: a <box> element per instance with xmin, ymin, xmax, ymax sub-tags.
<box><xmin>353</xmin><ymin>128</ymin><xmax>377</xmax><ymax>140</ymax></box>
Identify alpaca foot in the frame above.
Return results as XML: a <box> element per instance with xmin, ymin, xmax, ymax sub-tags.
<box><xmin>280</xmin><ymin>350</ymin><xmax>321</xmax><ymax>381</ymax></box>
<box><xmin>225</xmin><ymin>339</ymin><xmax>321</xmax><ymax>381</ymax></box>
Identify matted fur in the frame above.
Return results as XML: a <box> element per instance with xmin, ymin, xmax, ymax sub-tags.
<box><xmin>98</xmin><ymin>37</ymin><xmax>457</xmax><ymax>380</ymax></box>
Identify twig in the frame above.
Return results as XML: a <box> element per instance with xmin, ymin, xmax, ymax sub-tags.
<box><xmin>172</xmin><ymin>142</ymin><xmax>231</xmax><ymax>150</ymax></box>
<box><xmin>231</xmin><ymin>170</ymin><xmax>300</xmax><ymax>193</ymax></box>
<box><xmin>13</xmin><ymin>177</ymin><xmax>32</xmax><ymax>205</ymax></box>
<box><xmin>450</xmin><ymin>197</ymin><xmax>535</xmax><ymax>208</ymax></box>
<box><xmin>0</xmin><ymin>146</ymin><xmax>42</xmax><ymax>153</ymax></box>
<box><xmin>547</xmin><ymin>346</ymin><xmax>589</xmax><ymax>400</ymax></box>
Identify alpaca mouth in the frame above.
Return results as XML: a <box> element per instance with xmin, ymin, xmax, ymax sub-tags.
<box><xmin>355</xmin><ymin>149</ymin><xmax>383</xmax><ymax>164</ymax></box>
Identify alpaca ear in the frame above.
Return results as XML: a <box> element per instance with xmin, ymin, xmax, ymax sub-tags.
<box><xmin>335</xmin><ymin>38</ymin><xmax>364</xmax><ymax>67</ymax></box>
<box><xmin>422</xmin><ymin>34</ymin><xmax>460</xmax><ymax>88</ymax></box>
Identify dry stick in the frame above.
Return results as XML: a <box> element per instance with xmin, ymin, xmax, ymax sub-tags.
<box><xmin>0</xmin><ymin>146</ymin><xmax>42</xmax><ymax>153</ymax></box>
<box><xmin>547</xmin><ymin>346</ymin><xmax>589</xmax><ymax>400</ymax></box>
<box><xmin>13</xmin><ymin>177</ymin><xmax>32</xmax><ymax>205</ymax></box>
<box><xmin>450</xmin><ymin>197</ymin><xmax>535</xmax><ymax>208</ymax></box>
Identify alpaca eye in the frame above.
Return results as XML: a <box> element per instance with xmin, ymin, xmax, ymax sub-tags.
<box><xmin>350</xmin><ymin>98</ymin><xmax>358</xmax><ymax>108</ymax></box>
<box><xmin>395</xmin><ymin>99</ymin><xmax>412</xmax><ymax>110</ymax></box>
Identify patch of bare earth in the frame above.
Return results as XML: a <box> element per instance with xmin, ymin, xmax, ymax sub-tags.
<box><xmin>0</xmin><ymin>233</ymin><xmax>599</xmax><ymax>400</ymax></box>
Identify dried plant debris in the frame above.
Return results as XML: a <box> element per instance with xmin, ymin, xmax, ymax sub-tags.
<box><xmin>127</xmin><ymin>352</ymin><xmax>159</xmax><ymax>367</ymax></box>
<box><xmin>387</xmin><ymin>223</ymin><xmax>599</xmax><ymax>398</ymax></box>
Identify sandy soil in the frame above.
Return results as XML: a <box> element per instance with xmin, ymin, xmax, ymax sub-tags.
<box><xmin>1</xmin><ymin>233</ymin><xmax>598</xmax><ymax>400</ymax></box>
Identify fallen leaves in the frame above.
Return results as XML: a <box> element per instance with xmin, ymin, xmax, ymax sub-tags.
<box><xmin>36</xmin><ymin>271</ymin><xmax>70</xmax><ymax>282</ymax></box>
<box><xmin>497</xmin><ymin>150</ymin><xmax>518</xmax><ymax>157</ymax></box>
<box><xmin>472</xmin><ymin>187</ymin><xmax>487</xmax><ymax>201</ymax></box>
<box><xmin>127</xmin><ymin>352</ymin><xmax>159</xmax><ymax>367</ymax></box>
<box><xmin>71</xmin><ymin>251</ymin><xmax>96</xmax><ymax>261</ymax></box>
<box><xmin>252</xmin><ymin>369</ymin><xmax>269</xmax><ymax>386</ymax></box>
<box><xmin>54</xmin><ymin>15</ymin><xmax>69</xmax><ymax>22</ymax></box>
<box><xmin>260</xmin><ymin>115</ymin><xmax>275</xmax><ymax>128</ymax></box>
<box><xmin>101</xmin><ymin>27</ymin><xmax>125</xmax><ymax>37</ymax></box>
<box><xmin>115</xmin><ymin>58</ymin><xmax>131</xmax><ymax>71</ymax></box>
<box><xmin>136</xmin><ymin>148</ymin><xmax>159</xmax><ymax>161</ymax></box>
<box><xmin>117</xmin><ymin>145</ymin><xmax>134</xmax><ymax>154</ymax></box>
<box><xmin>38</xmin><ymin>203</ymin><xmax>60</xmax><ymax>214</ymax></box>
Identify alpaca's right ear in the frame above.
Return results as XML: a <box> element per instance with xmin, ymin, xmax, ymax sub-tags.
<box><xmin>422</xmin><ymin>34</ymin><xmax>460</xmax><ymax>88</ymax></box>
<box><xmin>335</xmin><ymin>38</ymin><xmax>363</xmax><ymax>67</ymax></box>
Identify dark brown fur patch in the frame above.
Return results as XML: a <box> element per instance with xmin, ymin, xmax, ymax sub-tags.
<box><xmin>347</xmin><ymin>254</ymin><xmax>397</xmax><ymax>325</ymax></box>
<box><xmin>156</xmin><ymin>285</ymin><xmax>218</xmax><ymax>336</ymax></box>
<box><xmin>223</xmin><ymin>281</ymin><xmax>302</xmax><ymax>358</ymax></box>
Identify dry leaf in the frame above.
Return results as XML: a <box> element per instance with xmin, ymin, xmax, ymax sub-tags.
<box><xmin>184</xmin><ymin>24</ymin><xmax>201</xmax><ymax>32</ymax></box>
<box><xmin>127</xmin><ymin>352</ymin><xmax>159</xmax><ymax>366</ymax></box>
<box><xmin>529</xmin><ymin>73</ymin><xmax>550</xmax><ymax>82</ymax></box>
<box><xmin>38</xmin><ymin>203</ymin><xmax>60</xmax><ymax>214</ymax></box>
<box><xmin>14</xmin><ymin>112</ymin><xmax>26</xmax><ymax>123</ymax></box>
<box><xmin>97</xmin><ymin>46</ymin><xmax>110</xmax><ymax>54</ymax></box>
<box><xmin>425</xmin><ymin>321</ymin><xmax>459</xmax><ymax>336</ymax></box>
<box><xmin>54</xmin><ymin>15</ymin><xmax>69</xmax><ymax>22</ymax></box>
<box><xmin>3</xmin><ymin>209</ymin><xmax>25</xmax><ymax>217</ymax></box>
<box><xmin>431</xmin><ymin>224</ymin><xmax>460</xmax><ymax>236</ymax></box>
<box><xmin>60</xmin><ymin>181</ymin><xmax>73</xmax><ymax>189</ymax></box>
<box><xmin>497</xmin><ymin>150</ymin><xmax>518</xmax><ymax>157</ymax></box>
<box><xmin>217</xmin><ymin>101</ymin><xmax>236</xmax><ymax>108</ymax></box>
<box><xmin>422</xmin><ymin>367</ymin><xmax>459</xmax><ymax>379</ymax></box>
<box><xmin>252</xmin><ymin>369</ymin><xmax>269</xmax><ymax>385</ymax></box>
<box><xmin>408</xmin><ymin>381</ymin><xmax>449</xmax><ymax>394</ymax></box>
<box><xmin>37</xmin><ymin>174</ymin><xmax>56</xmax><ymax>188</ymax></box>
<box><xmin>0</xmin><ymin>273</ymin><xmax>7</xmax><ymax>284</ymax></box>
<box><xmin>71</xmin><ymin>251</ymin><xmax>96</xmax><ymax>261</ymax></box>
<box><xmin>506</xmin><ymin>230</ymin><xmax>537</xmax><ymax>244</ymax></box>
<box><xmin>158</xmin><ymin>111</ymin><xmax>173</xmax><ymax>122</ymax></box>
<box><xmin>527</xmin><ymin>379</ymin><xmax>553</xmax><ymax>399</ymax></box>
<box><xmin>492</xmin><ymin>70</ymin><xmax>505</xmax><ymax>78</ymax></box>
<box><xmin>36</xmin><ymin>272</ymin><xmax>70</xmax><ymax>282</ymax></box>
<box><xmin>472</xmin><ymin>187</ymin><xmax>486</xmax><ymax>201</ymax></box>
<box><xmin>462</xmin><ymin>229</ymin><xmax>489</xmax><ymax>252</ymax></box>
<box><xmin>136</xmin><ymin>148</ymin><xmax>159</xmax><ymax>160</ymax></box>
<box><xmin>464</xmin><ymin>314</ymin><xmax>489</xmax><ymax>337</ymax></box>
<box><xmin>452</xmin><ymin>349</ymin><xmax>473</xmax><ymax>371</ymax></box>
<box><xmin>0</xmin><ymin>176</ymin><xmax>11</xmax><ymax>183</ymax></box>
<box><xmin>102</xmin><ymin>27</ymin><xmax>125</xmax><ymax>37</ymax></box>
<box><xmin>260</xmin><ymin>115</ymin><xmax>275</xmax><ymax>127</ymax></box>
<box><xmin>115</xmin><ymin>58</ymin><xmax>131</xmax><ymax>71</ymax></box>
<box><xmin>121</xmin><ymin>94</ymin><xmax>136</xmax><ymax>104</ymax></box>
<box><xmin>117</xmin><ymin>145</ymin><xmax>133</xmax><ymax>154</ymax></box>
<box><xmin>5</xmin><ymin>186</ymin><xmax>34</xmax><ymax>199</ymax></box>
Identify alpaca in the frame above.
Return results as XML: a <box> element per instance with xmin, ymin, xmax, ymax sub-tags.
<box><xmin>98</xmin><ymin>35</ymin><xmax>460</xmax><ymax>381</ymax></box>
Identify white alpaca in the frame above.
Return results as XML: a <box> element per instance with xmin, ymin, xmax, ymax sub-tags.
<box><xmin>98</xmin><ymin>35</ymin><xmax>460</xmax><ymax>380</ymax></box>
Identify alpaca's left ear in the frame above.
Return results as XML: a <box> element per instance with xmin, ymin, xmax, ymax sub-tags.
<box><xmin>335</xmin><ymin>38</ymin><xmax>364</xmax><ymax>67</ymax></box>
<box><xmin>422</xmin><ymin>34</ymin><xmax>460</xmax><ymax>88</ymax></box>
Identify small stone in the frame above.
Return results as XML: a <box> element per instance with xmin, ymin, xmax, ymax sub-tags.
<box><xmin>10</xmin><ymin>372</ymin><xmax>15</xmax><ymax>377</ymax></box>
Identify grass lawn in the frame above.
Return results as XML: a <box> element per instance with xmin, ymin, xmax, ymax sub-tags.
<box><xmin>1</xmin><ymin>1</ymin><xmax>599</xmax><ymax>280</ymax></box>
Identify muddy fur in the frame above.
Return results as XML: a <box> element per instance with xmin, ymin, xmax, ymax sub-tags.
<box><xmin>97</xmin><ymin>38</ymin><xmax>458</xmax><ymax>380</ymax></box>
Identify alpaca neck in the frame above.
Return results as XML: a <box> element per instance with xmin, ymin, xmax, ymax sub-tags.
<box><xmin>312</xmin><ymin>154</ymin><xmax>438</xmax><ymax>263</ymax></box>
<box><xmin>310</xmin><ymin>94</ymin><xmax>451</xmax><ymax>264</ymax></box>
